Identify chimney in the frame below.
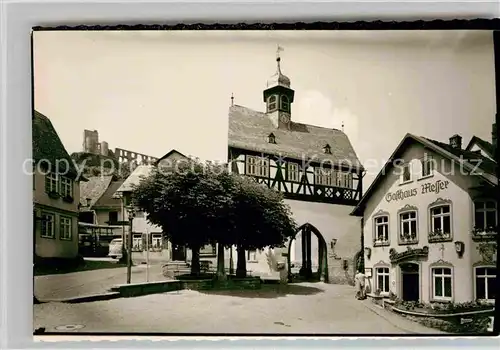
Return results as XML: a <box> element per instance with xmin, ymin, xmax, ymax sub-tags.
<box><xmin>449</xmin><ymin>134</ymin><xmax>462</xmax><ymax>149</ymax></box>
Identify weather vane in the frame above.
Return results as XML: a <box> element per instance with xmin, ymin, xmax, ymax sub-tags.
<box><xmin>276</xmin><ymin>45</ymin><xmax>284</xmax><ymax>61</ymax></box>
<box><xmin>231</xmin><ymin>93</ymin><xmax>234</xmax><ymax>106</ymax></box>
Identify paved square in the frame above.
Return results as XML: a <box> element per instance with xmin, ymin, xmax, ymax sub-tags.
<box><xmin>34</xmin><ymin>282</ymin><xmax>441</xmax><ymax>334</ymax></box>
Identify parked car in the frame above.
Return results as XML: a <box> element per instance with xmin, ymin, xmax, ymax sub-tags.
<box><xmin>108</xmin><ymin>238</ymin><xmax>123</xmax><ymax>259</ymax></box>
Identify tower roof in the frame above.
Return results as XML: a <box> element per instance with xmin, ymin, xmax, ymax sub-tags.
<box><xmin>266</xmin><ymin>46</ymin><xmax>291</xmax><ymax>89</ymax></box>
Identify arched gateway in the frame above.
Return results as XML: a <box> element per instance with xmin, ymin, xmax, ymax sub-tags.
<box><xmin>287</xmin><ymin>223</ymin><xmax>329</xmax><ymax>283</ymax></box>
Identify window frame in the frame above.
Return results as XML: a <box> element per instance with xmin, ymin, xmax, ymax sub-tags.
<box><xmin>247</xmin><ymin>249</ymin><xmax>258</xmax><ymax>262</ymax></box>
<box><xmin>375</xmin><ymin>267</ymin><xmax>391</xmax><ymax>294</ymax></box>
<box><xmin>280</xmin><ymin>95</ymin><xmax>289</xmax><ymax>112</ymax></box>
<box><xmin>420</xmin><ymin>153</ymin><xmax>434</xmax><ymax>179</ymax></box>
<box><xmin>45</xmin><ymin>172</ymin><xmax>58</xmax><ymax>193</ymax></box>
<box><xmin>268</xmin><ymin>95</ymin><xmax>277</xmax><ymax>111</ymax></box>
<box><xmin>314</xmin><ymin>167</ymin><xmax>333</xmax><ymax>186</ymax></box>
<box><xmin>40</xmin><ymin>212</ymin><xmax>55</xmax><ymax>239</ymax></box>
<box><xmin>60</xmin><ymin>176</ymin><xmax>73</xmax><ymax>198</ymax></box>
<box><xmin>428</xmin><ymin>200</ymin><xmax>453</xmax><ymax>243</ymax></box>
<box><xmin>474</xmin><ymin>266</ymin><xmax>496</xmax><ymax>303</ymax></box>
<box><xmin>287</xmin><ymin>162</ymin><xmax>300</xmax><ymax>182</ymax></box>
<box><xmin>373</xmin><ymin>213</ymin><xmax>390</xmax><ymax>247</ymax></box>
<box><xmin>473</xmin><ymin>199</ymin><xmax>498</xmax><ymax>231</ymax></box>
<box><xmin>400</xmin><ymin>162</ymin><xmax>413</xmax><ymax>184</ymax></box>
<box><xmin>397</xmin><ymin>205</ymin><xmax>419</xmax><ymax>245</ymax></box>
<box><xmin>246</xmin><ymin>155</ymin><xmax>269</xmax><ymax>178</ymax></box>
<box><xmin>431</xmin><ymin>266</ymin><xmax>454</xmax><ymax>302</ymax></box>
<box><xmin>59</xmin><ymin>216</ymin><xmax>73</xmax><ymax>240</ymax></box>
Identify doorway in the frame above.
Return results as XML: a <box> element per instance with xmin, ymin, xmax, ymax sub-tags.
<box><xmin>400</xmin><ymin>262</ymin><xmax>420</xmax><ymax>302</ymax></box>
<box><xmin>172</xmin><ymin>244</ymin><xmax>186</xmax><ymax>261</ymax></box>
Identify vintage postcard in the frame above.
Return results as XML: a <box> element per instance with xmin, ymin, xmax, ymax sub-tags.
<box><xmin>32</xmin><ymin>28</ymin><xmax>497</xmax><ymax>337</ymax></box>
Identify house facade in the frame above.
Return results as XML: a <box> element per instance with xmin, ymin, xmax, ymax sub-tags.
<box><xmin>33</xmin><ymin>111</ymin><xmax>83</xmax><ymax>260</ymax></box>
<box><xmin>352</xmin><ymin>132</ymin><xmax>497</xmax><ymax>304</ymax></box>
<box><xmin>227</xmin><ymin>50</ymin><xmax>364</xmax><ymax>283</ymax></box>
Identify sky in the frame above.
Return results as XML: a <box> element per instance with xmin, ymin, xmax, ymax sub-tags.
<box><xmin>33</xmin><ymin>30</ymin><xmax>496</xmax><ymax>188</ymax></box>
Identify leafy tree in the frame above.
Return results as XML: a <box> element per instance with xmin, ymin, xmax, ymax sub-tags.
<box><xmin>228</xmin><ymin>175</ymin><xmax>296</xmax><ymax>277</ymax></box>
<box><xmin>132</xmin><ymin>160</ymin><xmax>232</xmax><ymax>276</ymax></box>
<box><xmin>131</xmin><ymin>159</ymin><xmax>296</xmax><ymax>278</ymax></box>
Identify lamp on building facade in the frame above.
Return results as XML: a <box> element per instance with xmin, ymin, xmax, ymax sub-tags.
<box><xmin>330</xmin><ymin>238</ymin><xmax>337</xmax><ymax>250</ymax></box>
<box><xmin>364</xmin><ymin>247</ymin><xmax>371</xmax><ymax>260</ymax></box>
<box><xmin>454</xmin><ymin>241</ymin><xmax>465</xmax><ymax>258</ymax></box>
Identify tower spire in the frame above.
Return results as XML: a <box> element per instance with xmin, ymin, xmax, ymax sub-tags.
<box><xmin>342</xmin><ymin>121</ymin><xmax>345</xmax><ymax>132</ymax></box>
<box><xmin>276</xmin><ymin>45</ymin><xmax>284</xmax><ymax>72</ymax></box>
<box><xmin>231</xmin><ymin>93</ymin><xmax>234</xmax><ymax>106</ymax></box>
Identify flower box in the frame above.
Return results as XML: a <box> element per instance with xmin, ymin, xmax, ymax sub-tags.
<box><xmin>62</xmin><ymin>195</ymin><xmax>74</xmax><ymax>203</ymax></box>
<box><xmin>428</xmin><ymin>230</ymin><xmax>452</xmax><ymax>243</ymax></box>
<box><xmin>472</xmin><ymin>227</ymin><xmax>497</xmax><ymax>241</ymax></box>
<box><xmin>47</xmin><ymin>191</ymin><xmax>60</xmax><ymax>199</ymax></box>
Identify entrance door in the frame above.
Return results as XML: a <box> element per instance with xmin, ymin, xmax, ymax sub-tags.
<box><xmin>172</xmin><ymin>244</ymin><xmax>186</xmax><ymax>261</ymax></box>
<box><xmin>400</xmin><ymin>263</ymin><xmax>420</xmax><ymax>302</ymax></box>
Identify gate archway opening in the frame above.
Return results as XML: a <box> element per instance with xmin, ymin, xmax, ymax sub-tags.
<box><xmin>287</xmin><ymin>223</ymin><xmax>329</xmax><ymax>283</ymax></box>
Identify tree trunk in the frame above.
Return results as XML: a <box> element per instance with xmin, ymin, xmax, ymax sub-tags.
<box><xmin>191</xmin><ymin>245</ymin><xmax>201</xmax><ymax>276</ymax></box>
<box><xmin>236</xmin><ymin>245</ymin><xmax>246</xmax><ymax>278</ymax></box>
<box><xmin>216</xmin><ymin>243</ymin><xmax>226</xmax><ymax>281</ymax></box>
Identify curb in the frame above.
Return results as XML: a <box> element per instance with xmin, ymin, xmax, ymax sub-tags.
<box><xmin>362</xmin><ymin>300</ymin><xmax>445</xmax><ymax>334</ymax></box>
<box><xmin>40</xmin><ymin>292</ymin><xmax>121</xmax><ymax>304</ymax></box>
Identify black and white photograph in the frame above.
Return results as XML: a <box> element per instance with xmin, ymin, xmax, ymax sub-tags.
<box><xmin>31</xmin><ymin>29</ymin><xmax>497</xmax><ymax>335</ymax></box>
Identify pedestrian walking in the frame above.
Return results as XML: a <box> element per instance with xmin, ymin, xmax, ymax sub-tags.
<box><xmin>354</xmin><ymin>269</ymin><xmax>366</xmax><ymax>300</ymax></box>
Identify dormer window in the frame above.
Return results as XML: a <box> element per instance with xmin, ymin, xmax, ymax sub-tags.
<box><xmin>323</xmin><ymin>144</ymin><xmax>331</xmax><ymax>154</ymax></box>
<box><xmin>280</xmin><ymin>95</ymin><xmax>289</xmax><ymax>112</ymax></box>
<box><xmin>268</xmin><ymin>133</ymin><xmax>276</xmax><ymax>144</ymax></box>
<box><xmin>268</xmin><ymin>95</ymin><xmax>277</xmax><ymax>112</ymax></box>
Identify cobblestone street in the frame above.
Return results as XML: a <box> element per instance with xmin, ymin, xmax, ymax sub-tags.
<box><xmin>34</xmin><ymin>282</ymin><xmax>441</xmax><ymax>334</ymax></box>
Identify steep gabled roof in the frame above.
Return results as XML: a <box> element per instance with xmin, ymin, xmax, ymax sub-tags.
<box><xmin>115</xmin><ymin>165</ymin><xmax>154</xmax><ymax>193</ymax></box>
<box><xmin>228</xmin><ymin>105</ymin><xmax>364</xmax><ymax>171</ymax></box>
<box><xmin>351</xmin><ymin>133</ymin><xmax>498</xmax><ymax>216</ymax></box>
<box><xmin>79</xmin><ymin>175</ymin><xmax>113</xmax><ymax>208</ymax></box>
<box><xmin>33</xmin><ymin>110</ymin><xmax>81</xmax><ymax>179</ymax></box>
<box><xmin>465</xmin><ymin>136</ymin><xmax>495</xmax><ymax>159</ymax></box>
<box><xmin>93</xmin><ymin>180</ymin><xmax>124</xmax><ymax>208</ymax></box>
<box><xmin>154</xmin><ymin>149</ymin><xmax>189</xmax><ymax>165</ymax></box>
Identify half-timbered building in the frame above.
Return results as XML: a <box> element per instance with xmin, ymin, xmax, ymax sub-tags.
<box><xmin>227</xmin><ymin>51</ymin><xmax>365</xmax><ymax>283</ymax></box>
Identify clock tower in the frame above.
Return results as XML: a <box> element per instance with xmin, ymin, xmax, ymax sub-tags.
<box><xmin>263</xmin><ymin>46</ymin><xmax>295</xmax><ymax>129</ymax></box>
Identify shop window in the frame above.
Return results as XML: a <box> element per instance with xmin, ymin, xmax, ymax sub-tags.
<box><xmin>475</xmin><ymin>266</ymin><xmax>496</xmax><ymax>302</ymax></box>
<box><xmin>428</xmin><ymin>203</ymin><xmax>452</xmax><ymax>242</ymax></box>
<box><xmin>375</xmin><ymin>267</ymin><xmax>390</xmax><ymax>293</ymax></box>
<box><xmin>373</xmin><ymin>215</ymin><xmax>390</xmax><ymax>246</ymax></box>
<box><xmin>431</xmin><ymin>267</ymin><xmax>453</xmax><ymax>301</ymax></box>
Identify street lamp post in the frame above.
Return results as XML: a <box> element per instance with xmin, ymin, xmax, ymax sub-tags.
<box><xmin>126</xmin><ymin>206</ymin><xmax>135</xmax><ymax>284</ymax></box>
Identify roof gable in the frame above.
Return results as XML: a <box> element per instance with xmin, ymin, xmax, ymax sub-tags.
<box><xmin>79</xmin><ymin>175</ymin><xmax>113</xmax><ymax>208</ymax></box>
<box><xmin>93</xmin><ymin>180</ymin><xmax>125</xmax><ymax>208</ymax></box>
<box><xmin>351</xmin><ymin>133</ymin><xmax>497</xmax><ymax>216</ymax></box>
<box><xmin>33</xmin><ymin>110</ymin><xmax>79</xmax><ymax>178</ymax></box>
<box><xmin>228</xmin><ymin>105</ymin><xmax>363</xmax><ymax>170</ymax></box>
<box><xmin>155</xmin><ymin>149</ymin><xmax>189</xmax><ymax>164</ymax></box>
<box><xmin>465</xmin><ymin>136</ymin><xmax>494</xmax><ymax>159</ymax></box>
<box><xmin>115</xmin><ymin>165</ymin><xmax>154</xmax><ymax>193</ymax></box>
